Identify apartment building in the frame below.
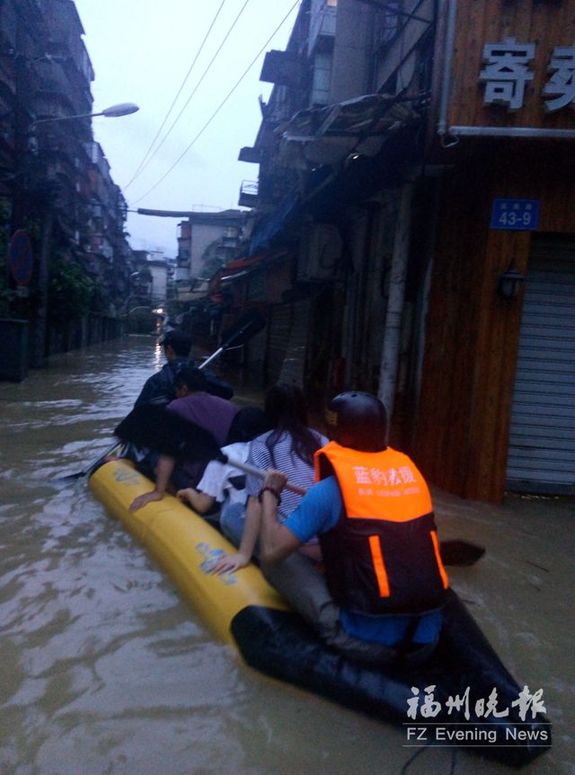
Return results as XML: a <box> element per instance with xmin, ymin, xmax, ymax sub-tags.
<box><xmin>0</xmin><ymin>0</ymin><xmax>133</xmax><ymax>361</ymax></box>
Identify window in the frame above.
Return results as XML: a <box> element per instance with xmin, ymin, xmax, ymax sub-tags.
<box><xmin>311</xmin><ymin>51</ymin><xmax>333</xmax><ymax>106</ymax></box>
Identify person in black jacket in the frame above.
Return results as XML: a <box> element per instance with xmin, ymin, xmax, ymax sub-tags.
<box><xmin>134</xmin><ymin>330</ymin><xmax>233</xmax><ymax>406</ymax></box>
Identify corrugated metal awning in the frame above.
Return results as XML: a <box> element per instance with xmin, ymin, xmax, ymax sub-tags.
<box><xmin>219</xmin><ymin>249</ymin><xmax>289</xmax><ymax>285</ymax></box>
<box><xmin>277</xmin><ymin>93</ymin><xmax>419</xmax><ymax>168</ymax></box>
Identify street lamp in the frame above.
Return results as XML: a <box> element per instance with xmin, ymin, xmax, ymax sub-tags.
<box><xmin>31</xmin><ymin>102</ymin><xmax>139</xmax><ymax>366</ymax></box>
<box><xmin>30</xmin><ymin>102</ymin><xmax>139</xmax><ymax>128</ymax></box>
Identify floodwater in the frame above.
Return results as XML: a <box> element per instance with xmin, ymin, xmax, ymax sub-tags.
<box><xmin>0</xmin><ymin>336</ymin><xmax>572</xmax><ymax>775</ymax></box>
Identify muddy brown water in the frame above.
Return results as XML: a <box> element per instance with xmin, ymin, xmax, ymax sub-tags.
<box><xmin>0</xmin><ymin>336</ymin><xmax>572</xmax><ymax>774</ymax></box>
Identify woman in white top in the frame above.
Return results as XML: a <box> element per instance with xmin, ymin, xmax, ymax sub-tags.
<box><xmin>177</xmin><ymin>407</ymin><xmax>271</xmax><ymax>528</ymax></box>
<box><xmin>211</xmin><ymin>383</ymin><xmax>327</xmax><ymax>575</ymax></box>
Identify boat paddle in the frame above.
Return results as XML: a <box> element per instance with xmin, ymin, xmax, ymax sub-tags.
<box><xmin>114</xmin><ymin>405</ymin><xmax>485</xmax><ymax>567</ymax></box>
<box><xmin>56</xmin><ymin>310</ymin><xmax>266</xmax><ymax>484</ymax></box>
<box><xmin>55</xmin><ymin>441</ymin><xmax>127</xmax><ymax>484</ymax></box>
<box><xmin>200</xmin><ymin>309</ymin><xmax>266</xmax><ymax>370</ymax></box>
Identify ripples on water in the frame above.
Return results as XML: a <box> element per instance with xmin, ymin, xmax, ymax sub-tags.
<box><xmin>0</xmin><ymin>337</ymin><xmax>567</xmax><ymax>774</ymax></box>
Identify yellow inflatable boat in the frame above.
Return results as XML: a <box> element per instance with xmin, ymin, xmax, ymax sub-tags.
<box><xmin>90</xmin><ymin>459</ymin><xmax>550</xmax><ymax>768</ymax></box>
<box><xmin>89</xmin><ymin>459</ymin><xmax>286</xmax><ymax>645</ymax></box>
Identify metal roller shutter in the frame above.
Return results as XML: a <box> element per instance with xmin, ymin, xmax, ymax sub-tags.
<box><xmin>278</xmin><ymin>300</ymin><xmax>311</xmax><ymax>388</ymax></box>
<box><xmin>267</xmin><ymin>300</ymin><xmax>311</xmax><ymax>387</ymax></box>
<box><xmin>506</xmin><ymin>237</ymin><xmax>575</xmax><ymax>494</ymax></box>
<box><xmin>267</xmin><ymin>303</ymin><xmax>293</xmax><ymax>385</ymax></box>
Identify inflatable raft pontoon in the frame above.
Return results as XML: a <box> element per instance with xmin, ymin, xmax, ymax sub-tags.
<box><xmin>90</xmin><ymin>459</ymin><xmax>551</xmax><ymax>767</ymax></box>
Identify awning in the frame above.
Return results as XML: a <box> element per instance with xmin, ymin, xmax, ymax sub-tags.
<box><xmin>221</xmin><ymin>255</ymin><xmax>263</xmax><ymax>273</ymax></box>
<box><xmin>219</xmin><ymin>249</ymin><xmax>289</xmax><ymax>284</ymax></box>
<box><xmin>248</xmin><ymin>192</ymin><xmax>302</xmax><ymax>255</ymax></box>
<box><xmin>277</xmin><ymin>93</ymin><xmax>419</xmax><ymax>168</ymax></box>
<box><xmin>246</xmin><ymin>95</ymin><xmax>420</xmax><ymax>255</ymax></box>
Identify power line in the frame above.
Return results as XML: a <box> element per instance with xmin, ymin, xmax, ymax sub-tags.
<box><xmin>128</xmin><ymin>0</ymin><xmax>252</xmax><ymax>189</ymax></box>
<box><xmin>131</xmin><ymin>0</ymin><xmax>301</xmax><ymax>206</ymax></box>
<box><xmin>124</xmin><ymin>0</ymin><xmax>228</xmax><ymax>190</ymax></box>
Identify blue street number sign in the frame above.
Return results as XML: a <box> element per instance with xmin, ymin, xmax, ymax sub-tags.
<box><xmin>490</xmin><ymin>199</ymin><xmax>540</xmax><ymax>231</ymax></box>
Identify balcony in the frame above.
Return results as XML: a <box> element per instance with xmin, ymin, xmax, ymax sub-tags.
<box><xmin>238</xmin><ymin>146</ymin><xmax>262</xmax><ymax>163</ymax></box>
<box><xmin>238</xmin><ymin>180</ymin><xmax>258</xmax><ymax>208</ymax></box>
<box><xmin>260</xmin><ymin>50</ymin><xmax>306</xmax><ymax>89</ymax></box>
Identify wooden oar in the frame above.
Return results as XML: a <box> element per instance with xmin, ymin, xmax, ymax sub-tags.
<box><xmin>56</xmin><ymin>311</ymin><xmax>266</xmax><ymax>483</ymax></box>
<box><xmin>114</xmin><ymin>405</ymin><xmax>486</xmax><ymax>567</ymax></box>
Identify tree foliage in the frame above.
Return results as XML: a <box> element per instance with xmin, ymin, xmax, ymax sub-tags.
<box><xmin>48</xmin><ymin>257</ymin><xmax>95</xmax><ymax>321</ymax></box>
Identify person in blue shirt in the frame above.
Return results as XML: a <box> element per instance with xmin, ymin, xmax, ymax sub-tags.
<box><xmin>257</xmin><ymin>391</ymin><xmax>448</xmax><ymax>666</ymax></box>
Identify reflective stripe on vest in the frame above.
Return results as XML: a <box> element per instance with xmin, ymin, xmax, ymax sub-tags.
<box><xmin>368</xmin><ymin>535</ymin><xmax>390</xmax><ymax>597</ymax></box>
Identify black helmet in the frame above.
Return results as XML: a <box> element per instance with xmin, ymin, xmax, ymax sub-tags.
<box><xmin>326</xmin><ymin>391</ymin><xmax>387</xmax><ymax>452</ymax></box>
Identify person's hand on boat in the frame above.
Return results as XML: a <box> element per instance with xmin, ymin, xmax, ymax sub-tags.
<box><xmin>210</xmin><ymin>551</ymin><xmax>250</xmax><ymax>575</ymax></box>
<box><xmin>176</xmin><ymin>488</ymin><xmax>195</xmax><ymax>504</ymax></box>
<box><xmin>129</xmin><ymin>490</ymin><xmax>164</xmax><ymax>512</ymax></box>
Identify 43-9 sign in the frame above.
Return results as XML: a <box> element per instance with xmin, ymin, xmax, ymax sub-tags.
<box><xmin>490</xmin><ymin>199</ymin><xmax>540</xmax><ymax>231</ymax></box>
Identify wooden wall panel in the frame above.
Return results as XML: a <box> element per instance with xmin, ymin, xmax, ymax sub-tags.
<box><xmin>447</xmin><ymin>0</ymin><xmax>575</xmax><ymax>131</ymax></box>
<box><xmin>414</xmin><ymin>143</ymin><xmax>575</xmax><ymax>501</ymax></box>
<box><xmin>414</xmin><ymin>151</ymin><xmax>492</xmax><ymax>493</ymax></box>
<box><xmin>464</xmin><ymin>228</ymin><xmax>529</xmax><ymax>499</ymax></box>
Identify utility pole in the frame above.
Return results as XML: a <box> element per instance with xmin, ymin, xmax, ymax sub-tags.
<box><xmin>378</xmin><ymin>181</ymin><xmax>415</xmax><ymax>429</ymax></box>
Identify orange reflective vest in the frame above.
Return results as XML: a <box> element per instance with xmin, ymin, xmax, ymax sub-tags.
<box><xmin>315</xmin><ymin>441</ymin><xmax>449</xmax><ymax>615</ymax></box>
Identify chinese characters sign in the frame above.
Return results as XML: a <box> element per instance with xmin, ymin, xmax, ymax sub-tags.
<box><xmin>351</xmin><ymin>464</ymin><xmax>421</xmax><ymax>500</ymax></box>
<box><xmin>490</xmin><ymin>199</ymin><xmax>540</xmax><ymax>231</ymax></box>
<box><xmin>480</xmin><ymin>39</ymin><xmax>535</xmax><ymax>111</ymax></box>
<box><xmin>480</xmin><ymin>37</ymin><xmax>575</xmax><ymax>112</ymax></box>
<box><xmin>545</xmin><ymin>45</ymin><xmax>575</xmax><ymax>111</ymax></box>
<box><xmin>353</xmin><ymin>465</ymin><xmax>416</xmax><ymax>487</ymax></box>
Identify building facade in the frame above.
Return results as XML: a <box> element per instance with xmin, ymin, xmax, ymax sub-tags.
<box><xmin>175</xmin><ymin>209</ymin><xmax>246</xmax><ymax>284</ymax></box>
<box><xmin>233</xmin><ymin>0</ymin><xmax>574</xmax><ymax>501</ymax></box>
<box><xmin>0</xmin><ymin>0</ymin><xmax>134</xmax><ymax>363</ymax></box>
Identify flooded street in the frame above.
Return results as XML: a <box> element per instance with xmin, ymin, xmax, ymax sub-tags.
<box><xmin>0</xmin><ymin>336</ymin><xmax>572</xmax><ymax>775</ymax></box>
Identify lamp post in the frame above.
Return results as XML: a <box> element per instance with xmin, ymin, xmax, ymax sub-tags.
<box><xmin>30</xmin><ymin>103</ymin><xmax>139</xmax><ymax>366</ymax></box>
<box><xmin>29</xmin><ymin>102</ymin><xmax>139</xmax><ymax>129</ymax></box>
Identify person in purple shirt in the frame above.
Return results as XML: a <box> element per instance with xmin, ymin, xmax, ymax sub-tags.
<box><xmin>129</xmin><ymin>366</ymin><xmax>238</xmax><ymax>512</ymax></box>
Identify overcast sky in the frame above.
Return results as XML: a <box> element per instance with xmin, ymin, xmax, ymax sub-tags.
<box><xmin>73</xmin><ymin>1</ymin><xmax>299</xmax><ymax>257</ymax></box>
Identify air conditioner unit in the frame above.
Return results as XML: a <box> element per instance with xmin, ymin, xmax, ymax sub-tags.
<box><xmin>297</xmin><ymin>223</ymin><xmax>342</xmax><ymax>282</ymax></box>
